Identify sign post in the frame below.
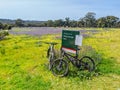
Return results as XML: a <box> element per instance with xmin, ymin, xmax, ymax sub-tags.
<box><xmin>62</xmin><ymin>30</ymin><xmax>80</xmax><ymax>54</ymax></box>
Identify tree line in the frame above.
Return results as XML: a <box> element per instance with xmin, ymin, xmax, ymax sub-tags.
<box><xmin>44</xmin><ymin>12</ymin><xmax>120</xmax><ymax>28</ymax></box>
<box><xmin>15</xmin><ymin>12</ymin><xmax>120</xmax><ymax>28</ymax></box>
<box><xmin>1</xmin><ymin>12</ymin><xmax>120</xmax><ymax>28</ymax></box>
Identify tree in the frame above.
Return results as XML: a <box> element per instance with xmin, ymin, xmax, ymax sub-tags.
<box><xmin>7</xmin><ymin>25</ymin><xmax>12</xmax><ymax>30</ymax></box>
<box><xmin>70</xmin><ymin>20</ymin><xmax>77</xmax><ymax>27</ymax></box>
<box><xmin>1</xmin><ymin>24</ymin><xmax>12</xmax><ymax>30</ymax></box>
<box><xmin>106</xmin><ymin>16</ymin><xmax>119</xmax><ymax>27</ymax></box>
<box><xmin>54</xmin><ymin>19</ymin><xmax>64</xmax><ymax>27</ymax></box>
<box><xmin>15</xmin><ymin>19</ymin><xmax>24</xmax><ymax>27</ymax></box>
<box><xmin>97</xmin><ymin>16</ymin><xmax>119</xmax><ymax>28</ymax></box>
<box><xmin>64</xmin><ymin>17</ymin><xmax>70</xmax><ymax>27</ymax></box>
<box><xmin>83</xmin><ymin>12</ymin><xmax>96</xmax><ymax>27</ymax></box>
<box><xmin>0</xmin><ymin>22</ymin><xmax>3</xmax><ymax>29</ymax></box>
<box><xmin>116</xmin><ymin>21</ymin><xmax>120</xmax><ymax>27</ymax></box>
<box><xmin>78</xmin><ymin>18</ymin><xmax>85</xmax><ymax>27</ymax></box>
<box><xmin>2</xmin><ymin>24</ymin><xmax>8</xmax><ymax>30</ymax></box>
<box><xmin>46</xmin><ymin>20</ymin><xmax>54</xmax><ymax>27</ymax></box>
<box><xmin>97</xmin><ymin>17</ymin><xmax>107</xmax><ymax>28</ymax></box>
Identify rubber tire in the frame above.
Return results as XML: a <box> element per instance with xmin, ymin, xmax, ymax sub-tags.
<box><xmin>51</xmin><ymin>59</ymin><xmax>69</xmax><ymax>77</ymax></box>
<box><xmin>79</xmin><ymin>56</ymin><xmax>95</xmax><ymax>72</ymax></box>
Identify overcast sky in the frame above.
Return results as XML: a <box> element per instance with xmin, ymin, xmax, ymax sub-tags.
<box><xmin>0</xmin><ymin>0</ymin><xmax>120</xmax><ymax>21</ymax></box>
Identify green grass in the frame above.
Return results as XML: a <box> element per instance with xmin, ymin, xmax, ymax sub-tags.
<box><xmin>0</xmin><ymin>29</ymin><xmax>120</xmax><ymax>90</ymax></box>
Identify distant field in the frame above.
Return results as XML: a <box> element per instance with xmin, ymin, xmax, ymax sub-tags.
<box><xmin>9</xmin><ymin>27</ymin><xmax>120</xmax><ymax>36</ymax></box>
<box><xmin>0</xmin><ymin>28</ymin><xmax>120</xmax><ymax>90</ymax></box>
<box><xmin>9</xmin><ymin>27</ymin><xmax>62</xmax><ymax>35</ymax></box>
<box><xmin>9</xmin><ymin>27</ymin><xmax>102</xmax><ymax>37</ymax></box>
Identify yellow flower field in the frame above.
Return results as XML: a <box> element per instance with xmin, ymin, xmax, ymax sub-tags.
<box><xmin>0</xmin><ymin>29</ymin><xmax>120</xmax><ymax>90</ymax></box>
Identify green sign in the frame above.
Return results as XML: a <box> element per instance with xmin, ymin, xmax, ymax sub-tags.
<box><xmin>62</xmin><ymin>30</ymin><xmax>80</xmax><ymax>51</ymax></box>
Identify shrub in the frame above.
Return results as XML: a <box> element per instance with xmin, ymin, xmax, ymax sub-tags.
<box><xmin>0</xmin><ymin>30</ymin><xmax>9</xmax><ymax>40</ymax></box>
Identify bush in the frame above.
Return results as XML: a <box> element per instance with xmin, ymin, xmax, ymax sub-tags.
<box><xmin>0</xmin><ymin>30</ymin><xmax>9</xmax><ymax>40</ymax></box>
<box><xmin>2</xmin><ymin>24</ymin><xmax>12</xmax><ymax>30</ymax></box>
